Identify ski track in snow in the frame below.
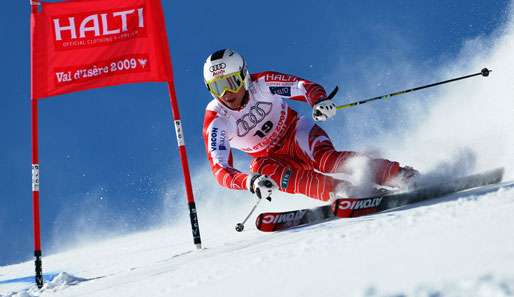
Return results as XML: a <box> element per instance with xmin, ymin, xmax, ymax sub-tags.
<box><xmin>1</xmin><ymin>182</ymin><xmax>513</xmax><ymax>297</ymax></box>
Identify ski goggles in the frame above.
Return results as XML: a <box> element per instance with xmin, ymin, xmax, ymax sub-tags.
<box><xmin>206</xmin><ymin>72</ymin><xmax>244</xmax><ymax>98</ymax></box>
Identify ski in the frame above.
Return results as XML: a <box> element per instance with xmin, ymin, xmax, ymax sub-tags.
<box><xmin>333</xmin><ymin>167</ymin><xmax>504</xmax><ymax>218</ymax></box>
<box><xmin>256</xmin><ymin>167</ymin><xmax>504</xmax><ymax>232</ymax></box>
<box><xmin>255</xmin><ymin>203</ymin><xmax>335</xmax><ymax>232</ymax></box>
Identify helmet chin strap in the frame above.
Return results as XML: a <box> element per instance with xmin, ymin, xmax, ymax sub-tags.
<box><xmin>240</xmin><ymin>91</ymin><xmax>250</xmax><ymax>108</ymax></box>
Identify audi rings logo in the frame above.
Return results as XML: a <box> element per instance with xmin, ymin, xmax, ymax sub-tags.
<box><xmin>236</xmin><ymin>102</ymin><xmax>273</xmax><ymax>137</ymax></box>
<box><xmin>209</xmin><ymin>63</ymin><xmax>226</xmax><ymax>72</ymax></box>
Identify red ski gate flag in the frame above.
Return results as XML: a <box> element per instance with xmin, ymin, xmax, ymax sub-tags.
<box><xmin>29</xmin><ymin>0</ymin><xmax>202</xmax><ymax>288</ymax></box>
<box><xmin>32</xmin><ymin>0</ymin><xmax>172</xmax><ymax>98</ymax></box>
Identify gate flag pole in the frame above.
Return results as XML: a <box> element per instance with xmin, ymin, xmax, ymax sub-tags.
<box><xmin>167</xmin><ymin>81</ymin><xmax>202</xmax><ymax>249</ymax></box>
<box><xmin>157</xmin><ymin>1</ymin><xmax>202</xmax><ymax>249</ymax></box>
<box><xmin>30</xmin><ymin>0</ymin><xmax>44</xmax><ymax>289</ymax></box>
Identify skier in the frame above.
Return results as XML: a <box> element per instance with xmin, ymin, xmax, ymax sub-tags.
<box><xmin>202</xmin><ymin>49</ymin><xmax>417</xmax><ymax>201</ymax></box>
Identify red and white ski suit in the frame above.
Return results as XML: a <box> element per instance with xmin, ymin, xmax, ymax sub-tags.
<box><xmin>203</xmin><ymin>71</ymin><xmax>403</xmax><ymax>201</ymax></box>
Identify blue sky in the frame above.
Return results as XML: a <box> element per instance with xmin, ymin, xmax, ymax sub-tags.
<box><xmin>0</xmin><ymin>0</ymin><xmax>510</xmax><ymax>266</ymax></box>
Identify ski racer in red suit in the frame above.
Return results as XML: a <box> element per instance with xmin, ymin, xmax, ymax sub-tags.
<box><xmin>202</xmin><ymin>49</ymin><xmax>417</xmax><ymax>201</ymax></box>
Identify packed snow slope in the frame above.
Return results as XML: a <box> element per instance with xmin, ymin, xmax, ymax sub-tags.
<box><xmin>2</xmin><ymin>3</ymin><xmax>514</xmax><ymax>297</ymax></box>
<box><xmin>1</xmin><ymin>182</ymin><xmax>514</xmax><ymax>297</ymax></box>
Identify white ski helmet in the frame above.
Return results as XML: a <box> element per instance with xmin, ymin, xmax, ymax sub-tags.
<box><xmin>203</xmin><ymin>49</ymin><xmax>251</xmax><ymax>98</ymax></box>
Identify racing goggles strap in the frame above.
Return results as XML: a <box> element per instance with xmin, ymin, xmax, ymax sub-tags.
<box><xmin>207</xmin><ymin>72</ymin><xmax>244</xmax><ymax>97</ymax></box>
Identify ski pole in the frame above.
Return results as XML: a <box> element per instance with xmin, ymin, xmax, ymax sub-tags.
<box><xmin>235</xmin><ymin>196</ymin><xmax>268</xmax><ymax>232</ymax></box>
<box><xmin>335</xmin><ymin>67</ymin><xmax>491</xmax><ymax>110</ymax></box>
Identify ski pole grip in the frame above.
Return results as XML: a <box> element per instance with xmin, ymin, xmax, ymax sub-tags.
<box><xmin>313</xmin><ymin>86</ymin><xmax>339</xmax><ymax>117</ymax></box>
<box><xmin>326</xmin><ymin>86</ymin><xmax>339</xmax><ymax>99</ymax></box>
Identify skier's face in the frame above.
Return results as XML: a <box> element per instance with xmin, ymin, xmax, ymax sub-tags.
<box><xmin>217</xmin><ymin>87</ymin><xmax>246</xmax><ymax>110</ymax></box>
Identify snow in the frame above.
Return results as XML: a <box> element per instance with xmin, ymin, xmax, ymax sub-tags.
<box><xmin>1</xmin><ymin>182</ymin><xmax>514</xmax><ymax>297</ymax></box>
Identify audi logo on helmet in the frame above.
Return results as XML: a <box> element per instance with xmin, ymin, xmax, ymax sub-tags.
<box><xmin>209</xmin><ymin>63</ymin><xmax>226</xmax><ymax>72</ymax></box>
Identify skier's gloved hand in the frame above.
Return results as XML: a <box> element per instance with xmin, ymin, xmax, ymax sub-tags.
<box><xmin>247</xmin><ymin>173</ymin><xmax>277</xmax><ymax>201</ymax></box>
<box><xmin>312</xmin><ymin>99</ymin><xmax>337</xmax><ymax>121</ymax></box>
